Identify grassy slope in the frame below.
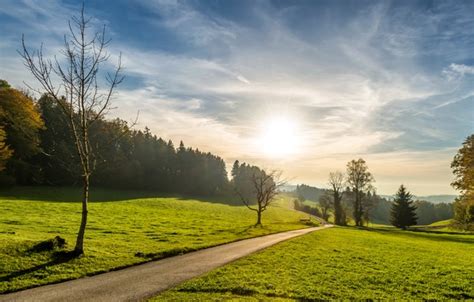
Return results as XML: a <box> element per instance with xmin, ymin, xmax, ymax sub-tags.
<box><xmin>429</xmin><ymin>219</ymin><xmax>453</xmax><ymax>226</ymax></box>
<box><xmin>157</xmin><ymin>227</ymin><xmax>474</xmax><ymax>301</ymax></box>
<box><xmin>0</xmin><ymin>187</ymin><xmax>309</xmax><ymax>293</ymax></box>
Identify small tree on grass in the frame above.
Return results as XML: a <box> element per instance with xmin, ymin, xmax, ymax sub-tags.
<box><xmin>20</xmin><ymin>6</ymin><xmax>124</xmax><ymax>255</ymax></box>
<box><xmin>318</xmin><ymin>192</ymin><xmax>332</xmax><ymax>221</ymax></box>
<box><xmin>346</xmin><ymin>159</ymin><xmax>375</xmax><ymax>227</ymax></box>
<box><xmin>390</xmin><ymin>185</ymin><xmax>417</xmax><ymax>229</ymax></box>
<box><xmin>237</xmin><ymin>169</ymin><xmax>285</xmax><ymax>226</ymax></box>
<box><xmin>328</xmin><ymin>171</ymin><xmax>346</xmax><ymax>225</ymax></box>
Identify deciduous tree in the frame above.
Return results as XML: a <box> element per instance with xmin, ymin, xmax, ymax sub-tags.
<box><xmin>0</xmin><ymin>80</ymin><xmax>44</xmax><ymax>183</ymax></box>
<box><xmin>328</xmin><ymin>171</ymin><xmax>346</xmax><ymax>225</ymax></box>
<box><xmin>236</xmin><ymin>168</ymin><xmax>285</xmax><ymax>226</ymax></box>
<box><xmin>318</xmin><ymin>192</ymin><xmax>332</xmax><ymax>221</ymax></box>
<box><xmin>21</xmin><ymin>6</ymin><xmax>123</xmax><ymax>255</ymax></box>
<box><xmin>346</xmin><ymin>158</ymin><xmax>374</xmax><ymax>226</ymax></box>
<box><xmin>0</xmin><ymin>127</ymin><xmax>12</xmax><ymax>172</ymax></box>
<box><xmin>451</xmin><ymin>134</ymin><xmax>474</xmax><ymax>229</ymax></box>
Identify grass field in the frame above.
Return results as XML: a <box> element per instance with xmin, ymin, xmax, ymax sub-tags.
<box><xmin>156</xmin><ymin>227</ymin><xmax>474</xmax><ymax>301</ymax></box>
<box><xmin>0</xmin><ymin>187</ymin><xmax>310</xmax><ymax>293</ymax></box>
<box><xmin>428</xmin><ymin>219</ymin><xmax>453</xmax><ymax>227</ymax></box>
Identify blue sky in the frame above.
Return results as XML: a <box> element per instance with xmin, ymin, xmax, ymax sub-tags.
<box><xmin>1</xmin><ymin>0</ymin><xmax>473</xmax><ymax>195</ymax></box>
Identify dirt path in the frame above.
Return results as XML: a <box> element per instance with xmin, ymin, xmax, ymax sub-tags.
<box><xmin>1</xmin><ymin>225</ymin><xmax>332</xmax><ymax>302</ymax></box>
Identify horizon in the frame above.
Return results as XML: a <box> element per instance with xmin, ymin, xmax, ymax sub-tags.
<box><xmin>1</xmin><ymin>0</ymin><xmax>473</xmax><ymax>195</ymax></box>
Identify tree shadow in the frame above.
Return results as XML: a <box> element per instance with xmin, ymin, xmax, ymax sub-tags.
<box><xmin>235</xmin><ymin>224</ymin><xmax>266</xmax><ymax>235</ymax></box>
<box><xmin>176</xmin><ymin>194</ymin><xmax>244</xmax><ymax>207</ymax></box>
<box><xmin>408</xmin><ymin>228</ymin><xmax>472</xmax><ymax>236</ymax></box>
<box><xmin>0</xmin><ymin>250</ymin><xmax>77</xmax><ymax>283</ymax></box>
<box><xmin>0</xmin><ymin>186</ymin><xmax>246</xmax><ymax>207</ymax></box>
<box><xmin>0</xmin><ymin>186</ymin><xmax>182</xmax><ymax>203</ymax></box>
<box><xmin>355</xmin><ymin>226</ymin><xmax>474</xmax><ymax>244</ymax></box>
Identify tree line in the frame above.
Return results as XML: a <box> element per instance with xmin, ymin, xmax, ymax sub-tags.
<box><xmin>295</xmin><ymin>159</ymin><xmax>379</xmax><ymax>227</ymax></box>
<box><xmin>293</xmin><ymin>156</ymin><xmax>461</xmax><ymax>229</ymax></box>
<box><xmin>296</xmin><ymin>183</ymin><xmax>454</xmax><ymax>227</ymax></box>
<box><xmin>0</xmin><ymin>88</ymin><xmax>230</xmax><ymax>196</ymax></box>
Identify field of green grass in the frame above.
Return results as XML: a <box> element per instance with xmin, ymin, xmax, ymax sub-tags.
<box><xmin>0</xmin><ymin>187</ymin><xmax>310</xmax><ymax>293</ymax></box>
<box><xmin>429</xmin><ymin>219</ymin><xmax>453</xmax><ymax>227</ymax></box>
<box><xmin>157</xmin><ymin>227</ymin><xmax>474</xmax><ymax>301</ymax></box>
<box><xmin>411</xmin><ymin>219</ymin><xmax>469</xmax><ymax>234</ymax></box>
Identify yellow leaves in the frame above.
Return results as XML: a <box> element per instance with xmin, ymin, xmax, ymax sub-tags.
<box><xmin>0</xmin><ymin>126</ymin><xmax>13</xmax><ymax>171</ymax></box>
<box><xmin>0</xmin><ymin>83</ymin><xmax>44</xmax><ymax>159</ymax></box>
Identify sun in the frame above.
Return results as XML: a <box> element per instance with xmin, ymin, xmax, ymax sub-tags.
<box><xmin>258</xmin><ymin>116</ymin><xmax>300</xmax><ymax>158</ymax></box>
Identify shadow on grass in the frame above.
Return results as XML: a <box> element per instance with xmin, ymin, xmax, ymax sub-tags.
<box><xmin>0</xmin><ymin>186</ymin><xmax>176</xmax><ymax>202</ymax></box>
<box><xmin>0</xmin><ymin>250</ymin><xmax>77</xmax><ymax>283</ymax></box>
<box><xmin>0</xmin><ymin>186</ymin><xmax>244</xmax><ymax>207</ymax></box>
<box><xmin>235</xmin><ymin>224</ymin><xmax>266</xmax><ymax>235</ymax></box>
<box><xmin>353</xmin><ymin>226</ymin><xmax>474</xmax><ymax>244</ymax></box>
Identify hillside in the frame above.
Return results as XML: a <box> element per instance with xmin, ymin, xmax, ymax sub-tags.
<box><xmin>382</xmin><ymin>194</ymin><xmax>457</xmax><ymax>204</ymax></box>
<box><xmin>0</xmin><ymin>187</ymin><xmax>309</xmax><ymax>293</ymax></box>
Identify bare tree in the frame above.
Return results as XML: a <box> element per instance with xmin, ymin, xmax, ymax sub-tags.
<box><xmin>346</xmin><ymin>159</ymin><xmax>375</xmax><ymax>227</ymax></box>
<box><xmin>237</xmin><ymin>170</ymin><xmax>285</xmax><ymax>226</ymax></box>
<box><xmin>328</xmin><ymin>171</ymin><xmax>346</xmax><ymax>225</ymax></box>
<box><xmin>318</xmin><ymin>192</ymin><xmax>332</xmax><ymax>221</ymax></box>
<box><xmin>20</xmin><ymin>6</ymin><xmax>123</xmax><ymax>255</ymax></box>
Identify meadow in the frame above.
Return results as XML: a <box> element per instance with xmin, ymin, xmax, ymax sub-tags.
<box><xmin>0</xmin><ymin>187</ymin><xmax>310</xmax><ymax>293</ymax></box>
<box><xmin>156</xmin><ymin>227</ymin><xmax>474</xmax><ymax>301</ymax></box>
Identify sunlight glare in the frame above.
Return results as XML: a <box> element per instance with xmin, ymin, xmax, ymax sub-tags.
<box><xmin>259</xmin><ymin>116</ymin><xmax>300</xmax><ymax>158</ymax></box>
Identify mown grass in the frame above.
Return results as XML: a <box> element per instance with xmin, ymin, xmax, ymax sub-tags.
<box><xmin>0</xmin><ymin>187</ymin><xmax>309</xmax><ymax>293</ymax></box>
<box><xmin>156</xmin><ymin>227</ymin><xmax>474</xmax><ymax>301</ymax></box>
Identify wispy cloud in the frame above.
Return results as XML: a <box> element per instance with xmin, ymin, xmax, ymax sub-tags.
<box><xmin>443</xmin><ymin>63</ymin><xmax>474</xmax><ymax>81</ymax></box>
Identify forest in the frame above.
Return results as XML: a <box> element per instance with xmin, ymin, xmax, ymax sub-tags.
<box><xmin>0</xmin><ymin>83</ymin><xmax>229</xmax><ymax>196</ymax></box>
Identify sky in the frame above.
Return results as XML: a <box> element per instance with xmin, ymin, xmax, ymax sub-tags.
<box><xmin>0</xmin><ymin>0</ymin><xmax>473</xmax><ymax>195</ymax></box>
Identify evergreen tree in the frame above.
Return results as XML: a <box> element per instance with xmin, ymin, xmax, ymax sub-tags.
<box><xmin>231</xmin><ymin>160</ymin><xmax>240</xmax><ymax>179</ymax></box>
<box><xmin>390</xmin><ymin>185</ymin><xmax>417</xmax><ymax>229</ymax></box>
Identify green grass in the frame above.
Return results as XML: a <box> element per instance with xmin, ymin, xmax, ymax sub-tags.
<box><xmin>156</xmin><ymin>227</ymin><xmax>474</xmax><ymax>301</ymax></box>
<box><xmin>429</xmin><ymin>219</ymin><xmax>453</xmax><ymax>227</ymax></box>
<box><xmin>0</xmin><ymin>187</ymin><xmax>309</xmax><ymax>293</ymax></box>
<box><xmin>412</xmin><ymin>219</ymin><xmax>472</xmax><ymax>234</ymax></box>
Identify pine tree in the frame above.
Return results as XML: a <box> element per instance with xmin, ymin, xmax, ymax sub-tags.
<box><xmin>390</xmin><ymin>185</ymin><xmax>417</xmax><ymax>229</ymax></box>
<box><xmin>231</xmin><ymin>160</ymin><xmax>240</xmax><ymax>179</ymax></box>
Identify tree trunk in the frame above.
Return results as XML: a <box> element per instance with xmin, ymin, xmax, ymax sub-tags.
<box><xmin>74</xmin><ymin>174</ymin><xmax>89</xmax><ymax>255</ymax></box>
<box><xmin>256</xmin><ymin>208</ymin><xmax>262</xmax><ymax>226</ymax></box>
<box><xmin>334</xmin><ymin>198</ymin><xmax>343</xmax><ymax>225</ymax></box>
<box><xmin>354</xmin><ymin>191</ymin><xmax>362</xmax><ymax>227</ymax></box>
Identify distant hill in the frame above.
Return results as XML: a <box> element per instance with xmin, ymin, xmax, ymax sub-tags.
<box><xmin>294</xmin><ymin>184</ymin><xmax>327</xmax><ymax>202</ymax></box>
<box><xmin>280</xmin><ymin>184</ymin><xmax>297</xmax><ymax>192</ymax></box>
<box><xmin>416</xmin><ymin>195</ymin><xmax>457</xmax><ymax>204</ymax></box>
<box><xmin>381</xmin><ymin>194</ymin><xmax>456</xmax><ymax>204</ymax></box>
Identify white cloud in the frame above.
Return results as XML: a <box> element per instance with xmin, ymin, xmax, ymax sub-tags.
<box><xmin>443</xmin><ymin>63</ymin><xmax>474</xmax><ymax>81</ymax></box>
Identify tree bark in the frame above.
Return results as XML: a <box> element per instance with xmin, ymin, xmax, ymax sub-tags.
<box><xmin>334</xmin><ymin>198</ymin><xmax>343</xmax><ymax>225</ymax></box>
<box><xmin>256</xmin><ymin>207</ymin><xmax>262</xmax><ymax>226</ymax></box>
<box><xmin>74</xmin><ymin>174</ymin><xmax>89</xmax><ymax>255</ymax></box>
<box><xmin>354</xmin><ymin>190</ymin><xmax>363</xmax><ymax>226</ymax></box>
